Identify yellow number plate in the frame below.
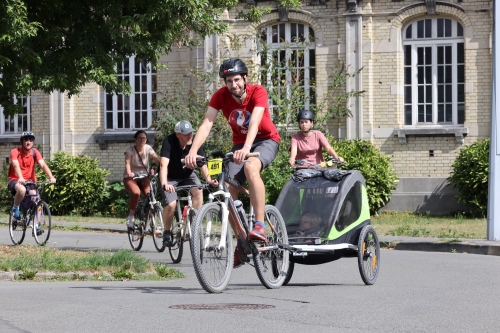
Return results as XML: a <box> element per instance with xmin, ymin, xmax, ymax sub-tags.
<box><xmin>207</xmin><ymin>158</ymin><xmax>222</xmax><ymax>176</ymax></box>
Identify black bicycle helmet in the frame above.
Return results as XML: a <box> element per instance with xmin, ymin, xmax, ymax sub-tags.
<box><xmin>219</xmin><ymin>58</ymin><xmax>248</xmax><ymax>78</ymax></box>
<box><xmin>297</xmin><ymin>110</ymin><xmax>315</xmax><ymax>122</ymax></box>
<box><xmin>20</xmin><ymin>131</ymin><xmax>35</xmax><ymax>141</ymax></box>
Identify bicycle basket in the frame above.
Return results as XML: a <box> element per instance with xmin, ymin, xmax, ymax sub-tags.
<box><xmin>207</xmin><ymin>158</ymin><xmax>223</xmax><ymax>176</ymax></box>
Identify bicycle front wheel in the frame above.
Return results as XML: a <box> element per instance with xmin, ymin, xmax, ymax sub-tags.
<box><xmin>33</xmin><ymin>201</ymin><xmax>52</xmax><ymax>245</ymax></box>
<box><xmin>253</xmin><ymin>205</ymin><xmax>289</xmax><ymax>289</ymax></box>
<box><xmin>150</xmin><ymin>204</ymin><xmax>165</xmax><ymax>253</ymax></box>
<box><xmin>9</xmin><ymin>212</ymin><xmax>26</xmax><ymax>245</ymax></box>
<box><xmin>169</xmin><ymin>214</ymin><xmax>184</xmax><ymax>263</ymax></box>
<box><xmin>191</xmin><ymin>202</ymin><xmax>233</xmax><ymax>293</ymax></box>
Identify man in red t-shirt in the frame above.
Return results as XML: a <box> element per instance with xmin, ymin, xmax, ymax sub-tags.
<box><xmin>8</xmin><ymin>132</ymin><xmax>56</xmax><ymax>224</ymax></box>
<box><xmin>184</xmin><ymin>58</ymin><xmax>280</xmax><ymax>268</ymax></box>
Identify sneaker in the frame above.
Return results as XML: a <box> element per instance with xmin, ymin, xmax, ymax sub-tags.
<box><xmin>11</xmin><ymin>206</ymin><xmax>20</xmax><ymax>220</ymax></box>
<box><xmin>126</xmin><ymin>216</ymin><xmax>135</xmax><ymax>229</ymax></box>
<box><xmin>35</xmin><ymin>226</ymin><xmax>43</xmax><ymax>236</ymax></box>
<box><xmin>248</xmin><ymin>223</ymin><xmax>266</xmax><ymax>242</ymax></box>
<box><xmin>163</xmin><ymin>231</ymin><xmax>172</xmax><ymax>247</ymax></box>
<box><xmin>233</xmin><ymin>243</ymin><xmax>245</xmax><ymax>269</ymax></box>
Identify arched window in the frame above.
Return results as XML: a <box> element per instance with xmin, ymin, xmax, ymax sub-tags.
<box><xmin>0</xmin><ymin>96</ymin><xmax>30</xmax><ymax>135</ymax></box>
<box><xmin>403</xmin><ymin>18</ymin><xmax>465</xmax><ymax>125</ymax></box>
<box><xmin>259</xmin><ymin>23</ymin><xmax>316</xmax><ymax>118</ymax></box>
<box><xmin>105</xmin><ymin>56</ymin><xmax>157</xmax><ymax>130</ymax></box>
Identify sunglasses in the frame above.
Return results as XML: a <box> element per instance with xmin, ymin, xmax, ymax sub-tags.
<box><xmin>23</xmin><ymin>137</ymin><xmax>35</xmax><ymax>142</ymax></box>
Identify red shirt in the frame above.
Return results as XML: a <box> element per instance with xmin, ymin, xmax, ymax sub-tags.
<box><xmin>8</xmin><ymin>148</ymin><xmax>42</xmax><ymax>182</ymax></box>
<box><xmin>209</xmin><ymin>84</ymin><xmax>280</xmax><ymax>145</ymax></box>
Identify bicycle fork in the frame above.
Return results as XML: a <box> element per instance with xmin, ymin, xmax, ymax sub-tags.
<box><xmin>205</xmin><ymin>190</ymin><xmax>230</xmax><ymax>252</ymax></box>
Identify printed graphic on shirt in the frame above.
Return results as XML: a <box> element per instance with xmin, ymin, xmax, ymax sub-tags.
<box><xmin>229</xmin><ymin>109</ymin><xmax>251</xmax><ymax>132</ymax></box>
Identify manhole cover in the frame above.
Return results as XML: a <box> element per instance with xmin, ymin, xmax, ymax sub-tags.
<box><xmin>170</xmin><ymin>303</ymin><xmax>275</xmax><ymax>310</ymax></box>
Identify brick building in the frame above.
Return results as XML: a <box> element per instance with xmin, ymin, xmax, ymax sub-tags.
<box><xmin>0</xmin><ymin>0</ymin><xmax>492</xmax><ymax>214</ymax></box>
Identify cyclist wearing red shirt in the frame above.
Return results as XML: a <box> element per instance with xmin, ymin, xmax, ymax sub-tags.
<box><xmin>184</xmin><ymin>58</ymin><xmax>280</xmax><ymax>268</ymax></box>
<box><xmin>7</xmin><ymin>132</ymin><xmax>56</xmax><ymax>225</ymax></box>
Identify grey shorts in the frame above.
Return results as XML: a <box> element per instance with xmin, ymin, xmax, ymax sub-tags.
<box><xmin>7</xmin><ymin>180</ymin><xmax>36</xmax><ymax>196</ymax></box>
<box><xmin>229</xmin><ymin>138</ymin><xmax>279</xmax><ymax>185</ymax></box>
<box><xmin>161</xmin><ymin>173</ymin><xmax>202</xmax><ymax>205</ymax></box>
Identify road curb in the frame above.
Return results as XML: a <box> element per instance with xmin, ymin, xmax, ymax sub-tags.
<box><xmin>381</xmin><ymin>241</ymin><xmax>500</xmax><ymax>256</ymax></box>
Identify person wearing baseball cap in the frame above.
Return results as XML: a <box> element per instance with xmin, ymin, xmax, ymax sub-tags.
<box><xmin>174</xmin><ymin>120</ymin><xmax>196</xmax><ymax>135</ymax></box>
<box><xmin>159</xmin><ymin>120</ymin><xmax>217</xmax><ymax>247</ymax></box>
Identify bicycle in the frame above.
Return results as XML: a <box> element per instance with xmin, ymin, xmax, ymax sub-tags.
<box><xmin>190</xmin><ymin>151</ymin><xmax>289</xmax><ymax>293</ymax></box>
<box><xmin>168</xmin><ymin>184</ymin><xmax>210</xmax><ymax>263</ymax></box>
<box><xmin>127</xmin><ymin>170</ymin><xmax>165</xmax><ymax>252</ymax></box>
<box><xmin>9</xmin><ymin>181</ymin><xmax>53</xmax><ymax>246</ymax></box>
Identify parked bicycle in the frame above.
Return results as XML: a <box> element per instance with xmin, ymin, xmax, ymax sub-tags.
<box><xmin>127</xmin><ymin>170</ymin><xmax>165</xmax><ymax>252</ymax></box>
<box><xmin>9</xmin><ymin>181</ymin><xmax>52</xmax><ymax>246</ymax></box>
<box><xmin>168</xmin><ymin>183</ymin><xmax>210</xmax><ymax>263</ymax></box>
<box><xmin>190</xmin><ymin>151</ymin><xmax>289</xmax><ymax>293</ymax></box>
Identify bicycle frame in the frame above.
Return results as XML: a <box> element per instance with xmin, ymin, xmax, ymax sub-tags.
<box><xmin>22</xmin><ymin>181</ymin><xmax>47</xmax><ymax>225</ymax></box>
<box><xmin>204</xmin><ymin>152</ymin><xmax>283</xmax><ymax>253</ymax></box>
<box><xmin>133</xmin><ymin>173</ymin><xmax>159</xmax><ymax>222</ymax></box>
<box><xmin>173</xmin><ymin>185</ymin><xmax>203</xmax><ymax>241</ymax></box>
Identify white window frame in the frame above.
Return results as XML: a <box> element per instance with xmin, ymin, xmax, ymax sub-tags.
<box><xmin>259</xmin><ymin>22</ymin><xmax>316</xmax><ymax>115</ymax></box>
<box><xmin>0</xmin><ymin>95</ymin><xmax>30</xmax><ymax>135</ymax></box>
<box><xmin>403</xmin><ymin>18</ymin><xmax>465</xmax><ymax>126</ymax></box>
<box><xmin>105</xmin><ymin>56</ymin><xmax>157</xmax><ymax>130</ymax></box>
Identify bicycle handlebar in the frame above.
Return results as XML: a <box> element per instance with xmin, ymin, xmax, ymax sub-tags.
<box><xmin>181</xmin><ymin>152</ymin><xmax>260</xmax><ymax>165</ymax></box>
<box><xmin>23</xmin><ymin>180</ymin><xmax>54</xmax><ymax>188</ymax></box>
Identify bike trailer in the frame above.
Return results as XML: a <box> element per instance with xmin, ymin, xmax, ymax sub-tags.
<box><xmin>275</xmin><ymin>170</ymin><xmax>371</xmax><ymax>263</ymax></box>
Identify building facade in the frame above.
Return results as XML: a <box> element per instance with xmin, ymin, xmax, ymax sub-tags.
<box><xmin>0</xmin><ymin>0</ymin><xmax>492</xmax><ymax>214</ymax></box>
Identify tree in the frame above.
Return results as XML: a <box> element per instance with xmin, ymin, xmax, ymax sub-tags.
<box><xmin>0</xmin><ymin>0</ymin><xmax>301</xmax><ymax>115</ymax></box>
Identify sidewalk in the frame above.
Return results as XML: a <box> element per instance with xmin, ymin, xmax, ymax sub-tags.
<box><xmin>49</xmin><ymin>220</ymin><xmax>500</xmax><ymax>257</ymax></box>
<box><xmin>3</xmin><ymin>219</ymin><xmax>500</xmax><ymax>256</ymax></box>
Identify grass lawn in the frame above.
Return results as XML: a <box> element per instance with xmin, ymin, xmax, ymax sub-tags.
<box><xmin>0</xmin><ymin>245</ymin><xmax>183</xmax><ymax>281</ymax></box>
<box><xmin>371</xmin><ymin>211</ymin><xmax>487</xmax><ymax>239</ymax></box>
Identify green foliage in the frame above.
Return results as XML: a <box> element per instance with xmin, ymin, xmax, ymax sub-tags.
<box><xmin>0</xmin><ymin>163</ymin><xmax>13</xmax><ymax>212</ymax></box>
<box><xmin>261</xmin><ymin>141</ymin><xmax>294</xmax><ymax>204</ymax></box>
<box><xmin>331</xmin><ymin>138</ymin><xmax>399</xmax><ymax>214</ymax></box>
<box><xmin>447</xmin><ymin>138</ymin><xmax>489</xmax><ymax>217</ymax></box>
<box><xmin>19</xmin><ymin>268</ymin><xmax>38</xmax><ymax>280</ymax></box>
<box><xmin>0</xmin><ymin>0</ymin><xmax>283</xmax><ymax>115</ymax></box>
<box><xmin>37</xmin><ymin>151</ymin><xmax>109</xmax><ymax>216</ymax></box>
<box><xmin>253</xmin><ymin>37</ymin><xmax>363</xmax><ymax>143</ymax></box>
<box><xmin>154</xmin><ymin>263</ymin><xmax>184</xmax><ymax>279</ymax></box>
<box><xmin>99</xmin><ymin>181</ymin><xmax>129</xmax><ymax>218</ymax></box>
<box><xmin>153</xmin><ymin>82</ymin><xmax>233</xmax><ymax>155</ymax></box>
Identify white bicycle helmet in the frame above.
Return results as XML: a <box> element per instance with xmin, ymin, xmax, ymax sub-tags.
<box><xmin>20</xmin><ymin>131</ymin><xmax>35</xmax><ymax>141</ymax></box>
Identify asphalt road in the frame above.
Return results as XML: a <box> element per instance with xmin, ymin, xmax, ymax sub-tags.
<box><xmin>0</xmin><ymin>228</ymin><xmax>500</xmax><ymax>332</ymax></box>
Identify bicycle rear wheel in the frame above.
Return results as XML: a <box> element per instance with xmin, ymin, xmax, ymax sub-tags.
<box><xmin>150</xmin><ymin>204</ymin><xmax>165</xmax><ymax>252</ymax></box>
<box><xmin>191</xmin><ymin>202</ymin><xmax>233</xmax><ymax>293</ymax></box>
<box><xmin>128</xmin><ymin>218</ymin><xmax>144</xmax><ymax>251</ymax></box>
<box><xmin>33</xmin><ymin>201</ymin><xmax>52</xmax><ymax>245</ymax></box>
<box><xmin>169</xmin><ymin>214</ymin><xmax>184</xmax><ymax>263</ymax></box>
<box><xmin>253</xmin><ymin>205</ymin><xmax>289</xmax><ymax>289</ymax></box>
<box><xmin>9</xmin><ymin>212</ymin><xmax>26</xmax><ymax>245</ymax></box>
